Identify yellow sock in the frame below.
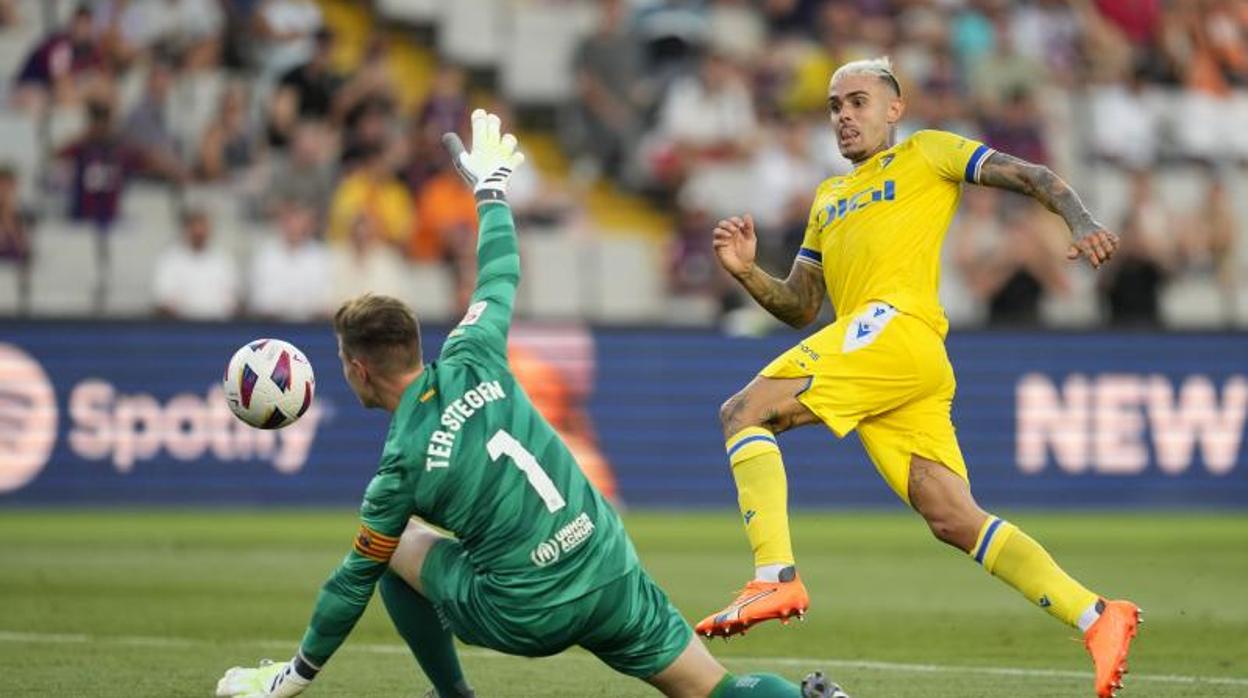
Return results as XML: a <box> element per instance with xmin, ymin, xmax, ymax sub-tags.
<box><xmin>972</xmin><ymin>516</ymin><xmax>1101</xmax><ymax>629</ymax></box>
<box><xmin>726</xmin><ymin>427</ymin><xmax>794</xmax><ymax>569</ymax></box>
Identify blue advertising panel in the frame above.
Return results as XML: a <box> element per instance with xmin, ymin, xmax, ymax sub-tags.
<box><xmin>0</xmin><ymin>321</ymin><xmax>1245</xmax><ymax>508</ymax></box>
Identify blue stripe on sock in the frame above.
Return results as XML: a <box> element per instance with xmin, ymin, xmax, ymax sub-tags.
<box><xmin>727</xmin><ymin>434</ymin><xmax>777</xmax><ymax>459</ymax></box>
<box><xmin>974</xmin><ymin>517</ymin><xmax>1004</xmax><ymax>565</ymax></box>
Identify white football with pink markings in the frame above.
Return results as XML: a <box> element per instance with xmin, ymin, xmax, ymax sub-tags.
<box><xmin>223</xmin><ymin>338</ymin><xmax>315</xmax><ymax>429</ymax></box>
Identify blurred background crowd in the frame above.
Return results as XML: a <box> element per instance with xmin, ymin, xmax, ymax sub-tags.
<box><xmin>0</xmin><ymin>0</ymin><xmax>1245</xmax><ymax>330</ymax></box>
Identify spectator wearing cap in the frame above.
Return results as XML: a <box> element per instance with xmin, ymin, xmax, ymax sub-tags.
<box><xmin>153</xmin><ymin>208</ymin><xmax>239</xmax><ymax>319</ymax></box>
<box><xmin>12</xmin><ymin>4</ymin><xmax>103</xmax><ymax>111</ymax></box>
<box><xmin>248</xmin><ymin>199</ymin><xmax>331</xmax><ymax>321</ymax></box>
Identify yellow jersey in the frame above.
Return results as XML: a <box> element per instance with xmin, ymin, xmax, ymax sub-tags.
<box><xmin>798</xmin><ymin>129</ymin><xmax>995</xmax><ymax>339</ymax></box>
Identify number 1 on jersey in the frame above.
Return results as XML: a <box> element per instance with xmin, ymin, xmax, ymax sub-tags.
<box><xmin>486</xmin><ymin>429</ymin><xmax>567</xmax><ymax>513</ymax></box>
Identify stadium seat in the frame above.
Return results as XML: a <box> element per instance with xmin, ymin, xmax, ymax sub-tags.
<box><xmin>170</xmin><ymin>70</ymin><xmax>228</xmax><ymax>150</ymax></box>
<box><xmin>0</xmin><ymin>110</ymin><xmax>41</xmax><ymax>199</ymax></box>
<box><xmin>592</xmin><ymin>236</ymin><xmax>664</xmax><ymax>323</ymax></box>
<box><xmin>10</xmin><ymin>0</ymin><xmax>47</xmax><ymax>38</ymax></box>
<box><xmin>665</xmin><ymin>294</ymin><xmax>719</xmax><ymax>327</ymax></box>
<box><xmin>518</xmin><ymin>233</ymin><xmax>585</xmax><ymax>319</ymax></box>
<box><xmin>47</xmin><ymin>105</ymin><xmax>85</xmax><ymax>151</ymax></box>
<box><xmin>115</xmin><ymin>63</ymin><xmax>148</xmax><ymax>117</ymax></box>
<box><xmin>104</xmin><ymin>215</ymin><xmax>175</xmax><ymax>316</ymax></box>
<box><xmin>501</xmin><ymin>3</ymin><xmax>597</xmax><ymax>103</ymax></box>
<box><xmin>1040</xmin><ymin>266</ymin><xmax>1101</xmax><ymax>328</ymax></box>
<box><xmin>439</xmin><ymin>0</ymin><xmax>504</xmax><ymax>68</ymax></box>
<box><xmin>1229</xmin><ymin>92</ymin><xmax>1248</xmax><ymax>162</ymax></box>
<box><xmin>28</xmin><ymin>223</ymin><xmax>100</xmax><ymax>316</ymax></box>
<box><xmin>180</xmin><ymin>184</ymin><xmax>244</xmax><ymax>230</ymax></box>
<box><xmin>1233</xmin><ymin>284</ymin><xmax>1248</xmax><ymax>328</ymax></box>
<box><xmin>1160</xmin><ymin>275</ymin><xmax>1230</xmax><ymax>329</ymax></box>
<box><xmin>121</xmin><ymin>182</ymin><xmax>176</xmax><ymax>224</ymax></box>
<box><xmin>0</xmin><ymin>265</ymin><xmax>21</xmax><ymax>315</ymax></box>
<box><xmin>375</xmin><ymin>0</ymin><xmax>439</xmax><ymax>24</ymax></box>
<box><xmin>1155</xmin><ymin>166</ymin><xmax>1207</xmax><ymax>211</ymax></box>
<box><xmin>939</xmin><ymin>253</ymin><xmax>985</xmax><ymax>329</ymax></box>
<box><xmin>1083</xmin><ymin>163</ymin><xmax>1131</xmax><ymax>230</ymax></box>
<box><xmin>0</xmin><ymin>35</ymin><xmax>36</xmax><ymax>92</ymax></box>
<box><xmin>401</xmin><ymin>263</ymin><xmax>455</xmax><ymax>321</ymax></box>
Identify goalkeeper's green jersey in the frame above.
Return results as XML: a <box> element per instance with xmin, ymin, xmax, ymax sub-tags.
<box><xmin>299</xmin><ymin>202</ymin><xmax>638</xmax><ymax>665</ymax></box>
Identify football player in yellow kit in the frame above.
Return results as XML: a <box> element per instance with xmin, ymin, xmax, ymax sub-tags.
<box><xmin>695</xmin><ymin>58</ymin><xmax>1138</xmax><ymax>698</ymax></box>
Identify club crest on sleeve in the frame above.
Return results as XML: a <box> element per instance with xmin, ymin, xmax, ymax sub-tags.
<box><xmin>458</xmin><ymin>301</ymin><xmax>488</xmax><ymax>327</ymax></box>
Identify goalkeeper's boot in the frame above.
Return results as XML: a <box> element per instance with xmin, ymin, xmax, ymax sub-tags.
<box><xmin>694</xmin><ymin>567</ymin><xmax>808</xmax><ymax>638</ymax></box>
<box><xmin>800</xmin><ymin>671</ymin><xmax>850</xmax><ymax>698</ymax></box>
<box><xmin>1084</xmin><ymin>599</ymin><xmax>1142</xmax><ymax>698</ymax></box>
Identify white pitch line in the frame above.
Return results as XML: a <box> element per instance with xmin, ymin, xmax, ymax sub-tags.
<box><xmin>2</xmin><ymin>630</ymin><xmax>1246</xmax><ymax>688</ymax></box>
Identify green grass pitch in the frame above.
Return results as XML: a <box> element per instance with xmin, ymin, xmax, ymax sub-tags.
<box><xmin>1</xmin><ymin>510</ymin><xmax>1245</xmax><ymax>697</ymax></box>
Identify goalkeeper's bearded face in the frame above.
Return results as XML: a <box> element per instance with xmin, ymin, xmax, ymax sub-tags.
<box><xmin>827</xmin><ymin>73</ymin><xmax>904</xmax><ymax>163</ymax></box>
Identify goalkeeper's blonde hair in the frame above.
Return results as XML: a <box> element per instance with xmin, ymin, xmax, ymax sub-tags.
<box><xmin>831</xmin><ymin>56</ymin><xmax>901</xmax><ymax>96</ymax></box>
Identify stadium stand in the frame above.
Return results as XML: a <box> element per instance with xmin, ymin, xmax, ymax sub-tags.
<box><xmin>0</xmin><ymin>0</ymin><xmax>1245</xmax><ymax>329</ymax></box>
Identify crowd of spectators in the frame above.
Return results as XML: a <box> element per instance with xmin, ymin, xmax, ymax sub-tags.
<box><xmin>2</xmin><ymin>0</ymin><xmax>1245</xmax><ymax>327</ymax></box>
<box><xmin>1</xmin><ymin>0</ymin><xmax>566</xmax><ymax>320</ymax></box>
<box><xmin>563</xmin><ymin>0</ymin><xmax>1245</xmax><ymax>325</ymax></box>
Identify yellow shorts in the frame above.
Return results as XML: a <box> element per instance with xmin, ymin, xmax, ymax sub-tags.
<box><xmin>759</xmin><ymin>301</ymin><xmax>967</xmax><ymax>502</ymax></box>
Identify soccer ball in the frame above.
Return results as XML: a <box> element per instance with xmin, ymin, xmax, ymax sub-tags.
<box><xmin>223</xmin><ymin>338</ymin><xmax>315</xmax><ymax>429</ymax></box>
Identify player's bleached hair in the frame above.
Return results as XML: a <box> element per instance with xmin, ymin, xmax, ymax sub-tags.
<box><xmin>831</xmin><ymin>56</ymin><xmax>902</xmax><ymax>97</ymax></box>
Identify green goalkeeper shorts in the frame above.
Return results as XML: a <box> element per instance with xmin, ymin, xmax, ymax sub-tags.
<box><xmin>420</xmin><ymin>538</ymin><xmax>692</xmax><ymax>678</ymax></box>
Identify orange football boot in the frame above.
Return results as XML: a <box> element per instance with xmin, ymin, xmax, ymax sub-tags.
<box><xmin>695</xmin><ymin>571</ymin><xmax>809</xmax><ymax>638</ymax></box>
<box><xmin>1084</xmin><ymin>599</ymin><xmax>1142</xmax><ymax>698</ymax></box>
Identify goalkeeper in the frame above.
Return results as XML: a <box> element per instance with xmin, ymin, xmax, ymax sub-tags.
<box><xmin>215</xmin><ymin>110</ymin><xmax>844</xmax><ymax>698</ymax></box>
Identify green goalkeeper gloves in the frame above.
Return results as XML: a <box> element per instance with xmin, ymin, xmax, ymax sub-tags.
<box><xmin>442</xmin><ymin>108</ymin><xmax>525</xmax><ymax>201</ymax></box>
<box><xmin>216</xmin><ymin>656</ymin><xmax>315</xmax><ymax>698</ymax></box>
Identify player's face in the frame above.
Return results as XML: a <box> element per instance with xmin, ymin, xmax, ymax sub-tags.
<box><xmin>827</xmin><ymin>74</ymin><xmax>904</xmax><ymax>163</ymax></box>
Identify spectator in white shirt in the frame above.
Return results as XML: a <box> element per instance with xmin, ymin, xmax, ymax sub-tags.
<box><xmin>153</xmin><ymin>208</ymin><xmax>239</xmax><ymax>319</ymax></box>
<box><xmin>253</xmin><ymin>0</ymin><xmax>323</xmax><ymax>79</ymax></box>
<box><xmin>110</xmin><ymin>0</ymin><xmax>224</xmax><ymax>70</ymax></box>
<box><xmin>1089</xmin><ymin>67</ymin><xmax>1161</xmax><ymax>168</ymax></box>
<box><xmin>653</xmin><ymin>49</ymin><xmax>759</xmax><ymax>217</ymax></box>
<box><xmin>330</xmin><ymin>213</ymin><xmax>406</xmax><ymax>305</ymax></box>
<box><xmin>248</xmin><ymin>199</ymin><xmax>331</xmax><ymax>320</ymax></box>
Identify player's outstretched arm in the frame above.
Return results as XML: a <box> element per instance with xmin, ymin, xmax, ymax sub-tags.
<box><xmin>440</xmin><ymin>109</ymin><xmax>526</xmax><ymax>364</ymax></box>
<box><xmin>713</xmin><ymin>214</ymin><xmax>824</xmax><ymax>328</ymax></box>
<box><xmin>977</xmin><ymin>151</ymin><xmax>1119</xmax><ymax>269</ymax></box>
<box><xmin>216</xmin><ymin>471</ymin><xmax>410</xmax><ymax>698</ymax></box>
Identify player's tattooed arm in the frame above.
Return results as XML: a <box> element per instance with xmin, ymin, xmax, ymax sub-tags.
<box><xmin>977</xmin><ymin>151</ymin><xmax>1119</xmax><ymax>269</ymax></box>
<box><xmin>712</xmin><ymin>214</ymin><xmax>824</xmax><ymax>328</ymax></box>
<box><xmin>736</xmin><ymin>260</ymin><xmax>825</xmax><ymax>329</ymax></box>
